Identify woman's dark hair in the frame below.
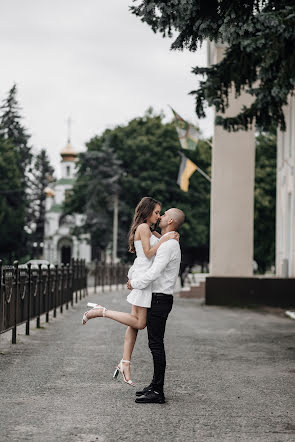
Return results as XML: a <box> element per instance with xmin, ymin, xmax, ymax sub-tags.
<box><xmin>128</xmin><ymin>197</ymin><xmax>161</xmax><ymax>253</ymax></box>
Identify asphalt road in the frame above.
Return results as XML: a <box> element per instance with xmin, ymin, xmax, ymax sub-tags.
<box><xmin>0</xmin><ymin>287</ymin><xmax>294</xmax><ymax>441</ymax></box>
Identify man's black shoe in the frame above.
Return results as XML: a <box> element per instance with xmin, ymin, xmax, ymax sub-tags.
<box><xmin>135</xmin><ymin>384</ymin><xmax>153</xmax><ymax>397</ymax></box>
<box><xmin>135</xmin><ymin>390</ymin><xmax>165</xmax><ymax>404</ymax></box>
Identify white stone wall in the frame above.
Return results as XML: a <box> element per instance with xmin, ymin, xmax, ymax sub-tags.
<box><xmin>44</xmin><ymin>213</ymin><xmax>59</xmax><ymax>237</ymax></box>
<box><xmin>79</xmin><ymin>235</ymin><xmax>91</xmax><ymax>262</ymax></box>
<box><xmin>54</xmin><ymin>184</ymin><xmax>72</xmax><ymax>205</ymax></box>
<box><xmin>276</xmin><ymin>95</ymin><xmax>295</xmax><ymax>276</ymax></box>
<box><xmin>45</xmin><ymin>196</ymin><xmax>53</xmax><ymax>211</ymax></box>
<box><xmin>44</xmin><ymin>236</ymin><xmax>58</xmax><ymax>263</ymax></box>
<box><xmin>60</xmin><ymin>160</ymin><xmax>76</xmax><ymax>179</ymax></box>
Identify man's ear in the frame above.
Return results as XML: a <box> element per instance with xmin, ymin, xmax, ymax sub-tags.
<box><xmin>168</xmin><ymin>218</ymin><xmax>174</xmax><ymax>225</ymax></box>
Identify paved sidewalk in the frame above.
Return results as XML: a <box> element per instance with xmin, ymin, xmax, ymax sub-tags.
<box><xmin>0</xmin><ymin>288</ymin><xmax>294</xmax><ymax>441</ymax></box>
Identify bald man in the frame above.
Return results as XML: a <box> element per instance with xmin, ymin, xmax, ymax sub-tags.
<box><xmin>128</xmin><ymin>207</ymin><xmax>185</xmax><ymax>404</ymax></box>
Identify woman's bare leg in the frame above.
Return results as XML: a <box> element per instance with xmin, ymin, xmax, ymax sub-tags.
<box><xmin>86</xmin><ymin>305</ymin><xmax>147</xmax><ymax>330</ymax></box>
<box><xmin>85</xmin><ymin>305</ymin><xmax>144</xmax><ymax>382</ymax></box>
<box><xmin>122</xmin><ymin>321</ymin><xmax>138</xmax><ymax>381</ymax></box>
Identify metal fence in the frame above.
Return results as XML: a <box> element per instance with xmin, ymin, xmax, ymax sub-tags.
<box><xmin>0</xmin><ymin>259</ymin><xmax>87</xmax><ymax>344</ymax></box>
<box><xmin>93</xmin><ymin>260</ymin><xmax>130</xmax><ymax>292</ymax></box>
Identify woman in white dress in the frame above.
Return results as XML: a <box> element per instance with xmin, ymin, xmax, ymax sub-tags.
<box><xmin>82</xmin><ymin>197</ymin><xmax>178</xmax><ymax>385</ymax></box>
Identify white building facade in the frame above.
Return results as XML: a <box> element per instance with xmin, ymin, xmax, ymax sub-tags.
<box><xmin>43</xmin><ymin>142</ymin><xmax>91</xmax><ymax>265</ymax></box>
<box><xmin>276</xmin><ymin>95</ymin><xmax>295</xmax><ymax>277</ymax></box>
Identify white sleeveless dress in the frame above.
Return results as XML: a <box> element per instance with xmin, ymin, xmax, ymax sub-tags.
<box><xmin>126</xmin><ymin>235</ymin><xmax>159</xmax><ymax>308</ymax></box>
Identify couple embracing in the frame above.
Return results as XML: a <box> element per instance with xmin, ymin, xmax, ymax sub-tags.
<box><xmin>82</xmin><ymin>197</ymin><xmax>185</xmax><ymax>404</ymax></box>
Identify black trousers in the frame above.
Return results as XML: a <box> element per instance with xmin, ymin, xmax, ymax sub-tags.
<box><xmin>147</xmin><ymin>293</ymin><xmax>173</xmax><ymax>394</ymax></box>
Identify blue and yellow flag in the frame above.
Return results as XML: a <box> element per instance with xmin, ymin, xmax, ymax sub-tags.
<box><xmin>177</xmin><ymin>153</ymin><xmax>198</xmax><ymax>192</ymax></box>
<box><xmin>171</xmin><ymin>108</ymin><xmax>199</xmax><ymax>151</ymax></box>
<box><xmin>172</xmin><ymin>108</ymin><xmax>211</xmax><ymax>191</ymax></box>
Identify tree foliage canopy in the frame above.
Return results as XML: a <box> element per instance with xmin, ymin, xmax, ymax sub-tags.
<box><xmin>0</xmin><ymin>84</ymin><xmax>31</xmax><ymax>175</ymax></box>
<box><xmin>130</xmin><ymin>1</ymin><xmax>295</xmax><ymax>131</ymax></box>
<box><xmin>0</xmin><ymin>85</ymin><xmax>32</xmax><ymax>260</ymax></box>
<box><xmin>0</xmin><ymin>85</ymin><xmax>55</xmax><ymax>262</ymax></box>
<box><xmin>0</xmin><ymin>133</ymin><xmax>24</xmax><ymax>261</ymax></box>
<box><xmin>27</xmin><ymin>150</ymin><xmax>55</xmax><ymax>257</ymax></box>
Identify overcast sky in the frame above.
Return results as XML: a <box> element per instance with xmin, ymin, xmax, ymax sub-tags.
<box><xmin>0</xmin><ymin>0</ymin><xmax>213</xmax><ymax>175</ymax></box>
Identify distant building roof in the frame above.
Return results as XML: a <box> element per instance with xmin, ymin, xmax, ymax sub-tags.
<box><xmin>60</xmin><ymin>142</ymin><xmax>78</xmax><ymax>162</ymax></box>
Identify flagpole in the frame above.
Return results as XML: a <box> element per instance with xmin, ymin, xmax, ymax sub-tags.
<box><xmin>196</xmin><ymin>167</ymin><xmax>211</xmax><ymax>183</ymax></box>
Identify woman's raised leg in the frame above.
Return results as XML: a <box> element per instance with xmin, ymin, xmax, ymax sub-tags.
<box><xmin>85</xmin><ymin>304</ymin><xmax>147</xmax><ymax>330</ymax></box>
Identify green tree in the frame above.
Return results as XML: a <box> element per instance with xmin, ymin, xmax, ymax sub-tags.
<box><xmin>0</xmin><ymin>133</ymin><xmax>24</xmax><ymax>262</ymax></box>
<box><xmin>0</xmin><ymin>84</ymin><xmax>32</xmax><ymax>258</ymax></box>
<box><xmin>130</xmin><ymin>1</ymin><xmax>295</xmax><ymax>131</ymax></box>
<box><xmin>254</xmin><ymin>130</ymin><xmax>276</xmax><ymax>273</ymax></box>
<box><xmin>65</xmin><ymin>137</ymin><xmax>123</xmax><ymax>257</ymax></box>
<box><xmin>0</xmin><ymin>84</ymin><xmax>31</xmax><ymax>176</ymax></box>
<box><xmin>66</xmin><ymin>110</ymin><xmax>211</xmax><ymax>269</ymax></box>
<box><xmin>27</xmin><ymin>149</ymin><xmax>55</xmax><ymax>258</ymax></box>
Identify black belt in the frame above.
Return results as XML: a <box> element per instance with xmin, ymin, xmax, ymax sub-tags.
<box><xmin>152</xmin><ymin>292</ymin><xmax>173</xmax><ymax>297</ymax></box>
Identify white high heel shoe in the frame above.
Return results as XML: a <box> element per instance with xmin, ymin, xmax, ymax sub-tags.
<box><xmin>82</xmin><ymin>303</ymin><xmax>107</xmax><ymax>325</ymax></box>
<box><xmin>113</xmin><ymin>360</ymin><xmax>135</xmax><ymax>386</ymax></box>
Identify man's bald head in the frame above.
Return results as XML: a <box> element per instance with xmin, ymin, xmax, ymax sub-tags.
<box><xmin>166</xmin><ymin>208</ymin><xmax>185</xmax><ymax>230</ymax></box>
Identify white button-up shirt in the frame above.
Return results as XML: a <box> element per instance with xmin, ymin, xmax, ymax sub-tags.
<box><xmin>130</xmin><ymin>233</ymin><xmax>181</xmax><ymax>295</ymax></box>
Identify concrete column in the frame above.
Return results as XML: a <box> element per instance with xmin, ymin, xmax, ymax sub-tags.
<box><xmin>209</xmin><ymin>44</ymin><xmax>256</xmax><ymax>276</ymax></box>
<box><xmin>276</xmin><ymin>95</ymin><xmax>295</xmax><ymax>277</ymax></box>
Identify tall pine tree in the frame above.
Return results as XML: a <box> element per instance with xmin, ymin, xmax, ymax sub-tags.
<box><xmin>0</xmin><ymin>133</ymin><xmax>24</xmax><ymax>262</ymax></box>
<box><xmin>0</xmin><ymin>84</ymin><xmax>32</xmax><ymax>259</ymax></box>
<box><xmin>27</xmin><ymin>149</ymin><xmax>55</xmax><ymax>258</ymax></box>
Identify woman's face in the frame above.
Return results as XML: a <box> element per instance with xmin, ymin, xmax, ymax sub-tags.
<box><xmin>147</xmin><ymin>204</ymin><xmax>161</xmax><ymax>225</ymax></box>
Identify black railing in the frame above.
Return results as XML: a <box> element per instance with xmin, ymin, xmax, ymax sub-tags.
<box><xmin>0</xmin><ymin>259</ymin><xmax>87</xmax><ymax>343</ymax></box>
<box><xmin>93</xmin><ymin>260</ymin><xmax>130</xmax><ymax>292</ymax></box>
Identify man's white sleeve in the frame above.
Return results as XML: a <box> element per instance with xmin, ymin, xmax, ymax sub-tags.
<box><xmin>131</xmin><ymin>242</ymin><xmax>173</xmax><ymax>290</ymax></box>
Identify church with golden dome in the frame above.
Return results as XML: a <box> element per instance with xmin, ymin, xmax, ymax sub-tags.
<box><xmin>43</xmin><ymin>139</ymin><xmax>91</xmax><ymax>264</ymax></box>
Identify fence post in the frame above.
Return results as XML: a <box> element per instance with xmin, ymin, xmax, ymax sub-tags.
<box><xmin>69</xmin><ymin>262</ymin><xmax>73</xmax><ymax>307</ymax></box>
<box><xmin>85</xmin><ymin>260</ymin><xmax>88</xmax><ymax>297</ymax></box>
<box><xmin>54</xmin><ymin>265</ymin><xmax>58</xmax><ymax>318</ymax></box>
<box><xmin>26</xmin><ymin>263</ymin><xmax>32</xmax><ymax>335</ymax></box>
<box><xmin>70</xmin><ymin>262</ymin><xmax>73</xmax><ymax>303</ymax></box>
<box><xmin>12</xmin><ymin>261</ymin><xmax>18</xmax><ymax>344</ymax></box>
<box><xmin>99</xmin><ymin>261</ymin><xmax>101</xmax><ymax>291</ymax></box>
<box><xmin>102</xmin><ymin>261</ymin><xmax>105</xmax><ymax>293</ymax></box>
<box><xmin>74</xmin><ymin>260</ymin><xmax>78</xmax><ymax>304</ymax></box>
<box><xmin>79</xmin><ymin>260</ymin><xmax>82</xmax><ymax>300</ymax></box>
<box><xmin>82</xmin><ymin>260</ymin><xmax>86</xmax><ymax>297</ymax></box>
<box><xmin>94</xmin><ymin>259</ymin><xmax>97</xmax><ymax>294</ymax></box>
<box><xmin>60</xmin><ymin>264</ymin><xmax>64</xmax><ymax>314</ymax></box>
<box><xmin>46</xmin><ymin>264</ymin><xmax>50</xmax><ymax>322</ymax></box>
<box><xmin>66</xmin><ymin>264</ymin><xmax>70</xmax><ymax>309</ymax></box>
<box><xmin>36</xmin><ymin>264</ymin><xmax>42</xmax><ymax>328</ymax></box>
